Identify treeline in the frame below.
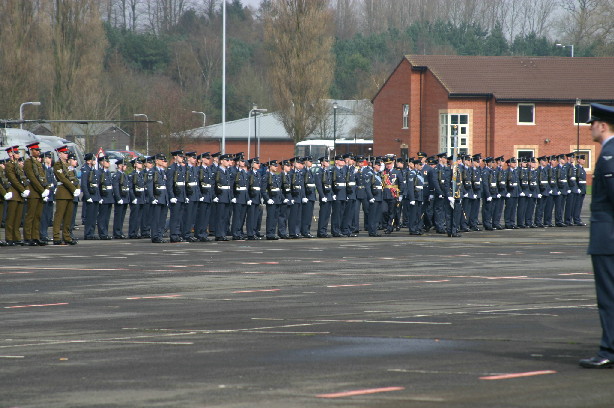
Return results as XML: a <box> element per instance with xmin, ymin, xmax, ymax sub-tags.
<box><xmin>1</xmin><ymin>0</ymin><xmax>613</xmax><ymax>150</ymax></box>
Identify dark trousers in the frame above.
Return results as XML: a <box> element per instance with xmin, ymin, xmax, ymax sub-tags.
<box><xmin>215</xmin><ymin>202</ymin><xmax>230</xmax><ymax>238</ymax></box>
<box><xmin>317</xmin><ymin>200</ymin><xmax>332</xmax><ymax>236</ymax></box>
<box><xmin>445</xmin><ymin>198</ymin><xmax>462</xmax><ymax>235</ymax></box>
<box><xmin>278</xmin><ymin>203</ymin><xmax>290</xmax><ymax>236</ymax></box>
<box><xmin>554</xmin><ymin>194</ymin><xmax>565</xmax><ymax>224</ymax></box>
<box><xmin>544</xmin><ymin>195</ymin><xmax>555</xmax><ymax>225</ymax></box>
<box><xmin>265</xmin><ymin>203</ymin><xmax>280</xmax><ymax>238</ymax></box>
<box><xmin>331</xmin><ymin>199</ymin><xmax>346</xmax><ymax>236</ymax></box>
<box><xmin>288</xmin><ymin>201</ymin><xmax>302</xmax><ymax>236</ymax></box>
<box><xmin>383</xmin><ymin>198</ymin><xmax>398</xmax><ymax>232</ymax></box>
<box><xmin>182</xmin><ymin>201</ymin><xmax>198</xmax><ymax>238</ymax></box>
<box><xmin>232</xmin><ymin>203</ymin><xmax>248</xmax><ymax>237</ymax></box>
<box><xmin>592</xmin><ymin>255</ymin><xmax>614</xmax><ymax>360</ymax></box>
<box><xmin>356</xmin><ymin>197</ymin><xmax>370</xmax><ymax>231</ymax></box>
<box><xmin>422</xmin><ymin>198</ymin><xmax>434</xmax><ymax>230</ymax></box>
<box><xmin>368</xmin><ymin>200</ymin><xmax>382</xmax><ymax>235</ymax></box>
<box><xmin>525</xmin><ymin>197</ymin><xmax>537</xmax><ymax>226</ymax></box>
<box><xmin>128</xmin><ymin>203</ymin><xmax>143</xmax><ymax>237</ymax></box>
<box><xmin>482</xmin><ymin>198</ymin><xmax>494</xmax><ymax>229</ymax></box>
<box><xmin>141</xmin><ymin>203</ymin><xmax>151</xmax><ymax>236</ymax></box>
<box><xmin>433</xmin><ymin>197</ymin><xmax>446</xmax><ymax>232</ymax></box>
<box><xmin>209</xmin><ymin>203</ymin><xmax>218</xmax><ymax>235</ymax></box>
<box><xmin>504</xmin><ymin>196</ymin><xmax>518</xmax><ymax>227</ymax></box>
<box><xmin>84</xmin><ymin>201</ymin><xmax>99</xmax><ymax>238</ymax></box>
<box><xmin>40</xmin><ymin>200</ymin><xmax>54</xmax><ymax>239</ymax></box>
<box><xmin>493</xmin><ymin>194</ymin><xmax>505</xmax><ymax>227</ymax></box>
<box><xmin>53</xmin><ymin>199</ymin><xmax>74</xmax><ymax>242</ymax></box>
<box><xmin>300</xmin><ymin>200</ymin><xmax>315</xmax><ymax>236</ymax></box>
<box><xmin>97</xmin><ymin>203</ymin><xmax>112</xmax><ymax>238</ymax></box>
<box><xmin>469</xmin><ymin>198</ymin><xmax>480</xmax><ymax>228</ymax></box>
<box><xmin>246</xmin><ymin>203</ymin><xmax>260</xmax><ymax>237</ymax></box>
<box><xmin>113</xmin><ymin>203</ymin><xmax>128</xmax><ymax>237</ymax></box>
<box><xmin>24</xmin><ymin>197</ymin><xmax>43</xmax><ymax>240</ymax></box>
<box><xmin>408</xmin><ymin>201</ymin><xmax>421</xmax><ymax>233</ymax></box>
<box><xmin>573</xmin><ymin>194</ymin><xmax>585</xmax><ymax>224</ymax></box>
<box><xmin>516</xmin><ymin>196</ymin><xmax>527</xmax><ymax>227</ymax></box>
<box><xmin>169</xmin><ymin>202</ymin><xmax>186</xmax><ymax>239</ymax></box>
<box><xmin>564</xmin><ymin>193</ymin><xmax>576</xmax><ymax>224</ymax></box>
<box><xmin>534</xmin><ymin>196</ymin><xmax>546</xmax><ymax>225</ymax></box>
<box><xmin>150</xmin><ymin>204</ymin><xmax>168</xmax><ymax>241</ymax></box>
<box><xmin>341</xmin><ymin>198</ymin><xmax>355</xmax><ymax>235</ymax></box>
<box><xmin>196</xmin><ymin>201</ymin><xmax>212</xmax><ymax>239</ymax></box>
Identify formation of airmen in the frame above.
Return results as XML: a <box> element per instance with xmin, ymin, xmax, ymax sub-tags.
<box><xmin>0</xmin><ymin>144</ymin><xmax>587</xmax><ymax>245</ymax></box>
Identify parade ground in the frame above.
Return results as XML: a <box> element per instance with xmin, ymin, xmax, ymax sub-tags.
<box><xmin>1</xmin><ymin>207</ymin><xmax>610</xmax><ymax>407</ymax></box>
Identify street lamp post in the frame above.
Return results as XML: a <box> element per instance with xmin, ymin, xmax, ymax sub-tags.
<box><xmin>333</xmin><ymin>102</ymin><xmax>338</xmax><ymax>157</ymax></box>
<box><xmin>556</xmin><ymin>43</ymin><xmax>574</xmax><ymax>57</ymax></box>
<box><xmin>19</xmin><ymin>101</ymin><xmax>41</xmax><ymax>129</ymax></box>
<box><xmin>134</xmin><ymin>113</ymin><xmax>149</xmax><ymax>155</ymax></box>
<box><xmin>247</xmin><ymin>105</ymin><xmax>267</xmax><ymax>158</ymax></box>
<box><xmin>192</xmin><ymin>111</ymin><xmax>206</xmax><ymax>128</ymax></box>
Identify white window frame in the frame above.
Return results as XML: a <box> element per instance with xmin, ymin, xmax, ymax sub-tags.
<box><xmin>439</xmin><ymin>112</ymin><xmax>470</xmax><ymax>156</ymax></box>
<box><xmin>574</xmin><ymin>149</ymin><xmax>593</xmax><ymax>172</ymax></box>
<box><xmin>574</xmin><ymin>104</ymin><xmax>591</xmax><ymax>126</ymax></box>
<box><xmin>517</xmin><ymin>103</ymin><xmax>535</xmax><ymax>125</ymax></box>
<box><xmin>402</xmin><ymin>104</ymin><xmax>409</xmax><ymax>129</ymax></box>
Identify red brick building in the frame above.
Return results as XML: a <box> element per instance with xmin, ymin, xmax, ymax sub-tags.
<box><xmin>373</xmin><ymin>55</ymin><xmax>614</xmax><ymax>175</ymax></box>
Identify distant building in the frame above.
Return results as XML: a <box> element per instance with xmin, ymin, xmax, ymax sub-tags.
<box><xmin>179</xmin><ymin>100</ymin><xmax>372</xmax><ymax>160</ymax></box>
<box><xmin>30</xmin><ymin>123</ymin><xmax>132</xmax><ymax>153</ymax></box>
<box><xmin>373</xmin><ymin>55</ymin><xmax>614</xmax><ymax>174</ymax></box>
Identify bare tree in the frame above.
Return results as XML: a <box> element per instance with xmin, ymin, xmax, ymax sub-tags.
<box><xmin>264</xmin><ymin>0</ymin><xmax>335</xmax><ymax>143</ymax></box>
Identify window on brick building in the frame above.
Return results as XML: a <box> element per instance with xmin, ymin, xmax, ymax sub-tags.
<box><xmin>517</xmin><ymin>149</ymin><xmax>534</xmax><ymax>160</ymax></box>
<box><xmin>575</xmin><ymin>150</ymin><xmax>593</xmax><ymax>171</ymax></box>
<box><xmin>402</xmin><ymin>104</ymin><xmax>409</xmax><ymax>129</ymax></box>
<box><xmin>518</xmin><ymin>104</ymin><xmax>535</xmax><ymax>125</ymax></box>
<box><xmin>574</xmin><ymin>105</ymin><xmax>591</xmax><ymax>125</ymax></box>
<box><xmin>440</xmin><ymin>113</ymin><xmax>469</xmax><ymax>155</ymax></box>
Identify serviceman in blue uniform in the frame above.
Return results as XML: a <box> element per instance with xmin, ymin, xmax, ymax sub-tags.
<box><xmin>330</xmin><ymin>155</ymin><xmax>347</xmax><ymax>237</ymax></box>
<box><xmin>544</xmin><ymin>155</ymin><xmax>559</xmax><ymax>227</ymax></box>
<box><xmin>573</xmin><ymin>154</ymin><xmax>587</xmax><ymax>226</ymax></box>
<box><xmin>382</xmin><ymin>157</ymin><xmax>402</xmax><ymax>235</ymax></box>
<box><xmin>365</xmin><ymin>159</ymin><xmax>383</xmax><ymax>237</ymax></box>
<box><xmin>81</xmin><ymin>153</ymin><xmax>100</xmax><ymax>240</ymax></box>
<box><xmin>112</xmin><ymin>158</ymin><xmax>130</xmax><ymax>239</ymax></box>
<box><xmin>213</xmin><ymin>154</ymin><xmax>234</xmax><ymax>241</ymax></box>
<box><xmin>580</xmin><ymin>103</ymin><xmax>614</xmax><ymax>369</ymax></box>
<box><xmin>288</xmin><ymin>157</ymin><xmax>305</xmax><ymax>238</ymax></box>
<box><xmin>231</xmin><ymin>155</ymin><xmax>250</xmax><ymax>240</ymax></box>
<box><xmin>148</xmin><ymin>153</ymin><xmax>169</xmax><ymax>243</ymax></box>
<box><xmin>517</xmin><ymin>157</ymin><xmax>530</xmax><ymax>228</ymax></box>
<box><xmin>167</xmin><ymin>150</ymin><xmax>187</xmax><ymax>242</ymax></box>
<box><xmin>316</xmin><ymin>157</ymin><xmax>333</xmax><ymax>238</ymax></box>
<box><xmin>444</xmin><ymin>155</ymin><xmax>462</xmax><ymax>237</ymax></box>
<box><xmin>40</xmin><ymin>151</ymin><xmax>56</xmax><ymax>243</ymax></box>
<box><xmin>140</xmin><ymin>156</ymin><xmax>155</xmax><ymax>238</ymax></box>
<box><xmin>128</xmin><ymin>157</ymin><xmax>146</xmax><ymax>238</ymax></box>
<box><xmin>555</xmin><ymin>154</ymin><xmax>569</xmax><ymax>227</ymax></box>
<box><xmin>246</xmin><ymin>158</ymin><xmax>264</xmax><ymax>240</ymax></box>
<box><xmin>407</xmin><ymin>159</ymin><xmax>422</xmax><ymax>235</ymax></box>
<box><xmin>492</xmin><ymin>156</ymin><xmax>506</xmax><ymax>230</ymax></box>
<box><xmin>195</xmin><ymin>152</ymin><xmax>214</xmax><ymax>242</ymax></box>
<box><xmin>534</xmin><ymin>156</ymin><xmax>550</xmax><ymax>228</ymax></box>
<box><xmin>97</xmin><ymin>155</ymin><xmax>114</xmax><ymax>239</ymax></box>
<box><xmin>262</xmin><ymin>160</ymin><xmax>282</xmax><ymax>240</ymax></box>
<box><xmin>504</xmin><ymin>157</ymin><xmax>520</xmax><ymax>229</ymax></box>
<box><xmin>564</xmin><ymin>152</ymin><xmax>577</xmax><ymax>226</ymax></box>
<box><xmin>182</xmin><ymin>152</ymin><xmax>200</xmax><ymax>242</ymax></box>
<box><xmin>526</xmin><ymin>157</ymin><xmax>539</xmax><ymax>228</ymax></box>
<box><xmin>301</xmin><ymin>156</ymin><xmax>317</xmax><ymax>238</ymax></box>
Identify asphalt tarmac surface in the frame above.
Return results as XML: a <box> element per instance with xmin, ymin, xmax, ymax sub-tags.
<box><xmin>1</xmin><ymin>203</ymin><xmax>610</xmax><ymax>407</ymax></box>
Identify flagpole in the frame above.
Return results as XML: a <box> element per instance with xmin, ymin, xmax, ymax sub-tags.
<box><xmin>222</xmin><ymin>0</ymin><xmax>227</xmax><ymax>154</ymax></box>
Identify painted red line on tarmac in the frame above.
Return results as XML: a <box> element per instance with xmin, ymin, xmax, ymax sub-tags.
<box><xmin>327</xmin><ymin>284</ymin><xmax>372</xmax><ymax>288</ymax></box>
<box><xmin>233</xmin><ymin>289</ymin><xmax>281</xmax><ymax>294</ymax></box>
<box><xmin>5</xmin><ymin>302</ymin><xmax>69</xmax><ymax>309</ymax></box>
<box><xmin>0</xmin><ymin>271</ymin><xmax>33</xmax><ymax>275</ymax></box>
<box><xmin>126</xmin><ymin>295</ymin><xmax>183</xmax><ymax>300</ymax></box>
<box><xmin>241</xmin><ymin>262</ymin><xmax>279</xmax><ymax>265</ymax></box>
<box><xmin>421</xmin><ymin>280</ymin><xmax>450</xmax><ymax>283</ymax></box>
<box><xmin>480</xmin><ymin>370</ymin><xmax>557</xmax><ymax>380</ymax></box>
<box><xmin>316</xmin><ymin>386</ymin><xmax>405</xmax><ymax>398</ymax></box>
<box><xmin>559</xmin><ymin>272</ymin><xmax>591</xmax><ymax>276</ymax></box>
